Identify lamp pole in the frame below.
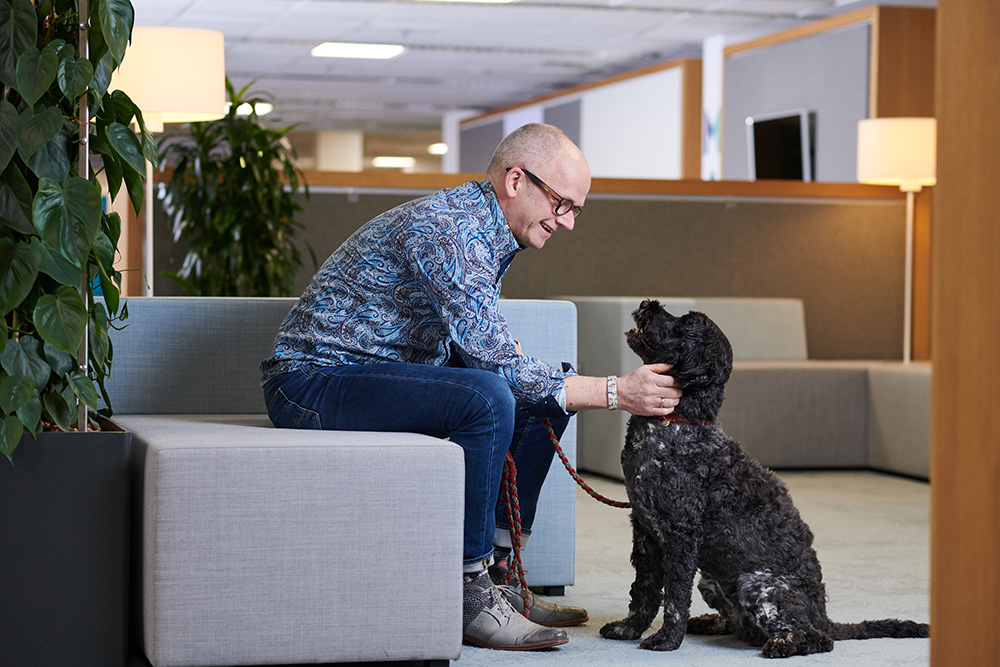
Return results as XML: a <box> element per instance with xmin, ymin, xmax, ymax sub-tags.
<box><xmin>902</xmin><ymin>188</ymin><xmax>916</xmax><ymax>364</ymax></box>
<box><xmin>77</xmin><ymin>0</ymin><xmax>90</xmax><ymax>432</ymax></box>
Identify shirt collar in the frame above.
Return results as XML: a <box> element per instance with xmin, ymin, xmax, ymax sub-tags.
<box><xmin>477</xmin><ymin>178</ymin><xmax>523</xmax><ymax>257</ymax></box>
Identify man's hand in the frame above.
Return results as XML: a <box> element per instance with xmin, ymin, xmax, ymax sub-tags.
<box><xmin>617</xmin><ymin>364</ymin><xmax>681</xmax><ymax>417</ymax></box>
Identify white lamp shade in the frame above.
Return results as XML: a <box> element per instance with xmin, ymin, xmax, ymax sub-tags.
<box><xmin>110</xmin><ymin>27</ymin><xmax>226</xmax><ymax>132</ymax></box>
<box><xmin>857</xmin><ymin>117</ymin><xmax>937</xmax><ymax>192</ymax></box>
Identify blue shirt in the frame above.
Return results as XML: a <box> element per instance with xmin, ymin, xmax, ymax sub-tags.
<box><xmin>261</xmin><ymin>179</ymin><xmax>572</xmax><ymax>415</ymax></box>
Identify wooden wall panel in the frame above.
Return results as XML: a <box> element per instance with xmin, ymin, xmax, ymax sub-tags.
<box><xmin>931</xmin><ymin>0</ymin><xmax>1000</xmax><ymax>664</ymax></box>
<box><xmin>870</xmin><ymin>6</ymin><xmax>936</xmax><ymax>118</ymax></box>
<box><xmin>681</xmin><ymin>59</ymin><xmax>703</xmax><ymax>180</ymax></box>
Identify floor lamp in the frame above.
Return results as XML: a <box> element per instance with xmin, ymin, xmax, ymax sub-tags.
<box><xmin>857</xmin><ymin>117</ymin><xmax>937</xmax><ymax>363</ymax></box>
<box><xmin>109</xmin><ymin>27</ymin><xmax>226</xmax><ymax>296</ymax></box>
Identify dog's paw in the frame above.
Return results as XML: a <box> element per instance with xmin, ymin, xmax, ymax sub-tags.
<box><xmin>762</xmin><ymin>633</ymin><xmax>799</xmax><ymax>659</ymax></box>
<box><xmin>600</xmin><ymin>619</ymin><xmax>645</xmax><ymax>641</ymax></box>
<box><xmin>762</xmin><ymin>630</ymin><xmax>834</xmax><ymax>658</ymax></box>
<box><xmin>639</xmin><ymin>629</ymin><xmax>684</xmax><ymax>652</ymax></box>
<box><xmin>687</xmin><ymin>613</ymin><xmax>729</xmax><ymax>635</ymax></box>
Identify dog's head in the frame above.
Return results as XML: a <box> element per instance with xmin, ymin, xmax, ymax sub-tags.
<box><xmin>626</xmin><ymin>299</ymin><xmax>733</xmax><ymax>420</ymax></box>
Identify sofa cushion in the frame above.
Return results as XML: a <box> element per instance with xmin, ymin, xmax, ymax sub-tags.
<box><xmin>866</xmin><ymin>362</ymin><xmax>931</xmax><ymax>479</ymax></box>
<box><xmin>719</xmin><ymin>361</ymin><xmax>871</xmax><ymax>469</ymax></box>
<box><xmin>107</xmin><ymin>297</ymin><xmax>298</xmax><ymax>415</ymax></box>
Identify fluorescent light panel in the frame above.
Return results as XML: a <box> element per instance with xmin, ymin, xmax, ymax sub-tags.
<box><xmin>311</xmin><ymin>41</ymin><xmax>405</xmax><ymax>59</ymax></box>
<box><xmin>372</xmin><ymin>156</ymin><xmax>416</xmax><ymax>169</ymax></box>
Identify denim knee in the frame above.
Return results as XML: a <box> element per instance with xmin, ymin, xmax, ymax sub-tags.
<box><xmin>470</xmin><ymin>371</ymin><xmax>517</xmax><ymax>431</ymax></box>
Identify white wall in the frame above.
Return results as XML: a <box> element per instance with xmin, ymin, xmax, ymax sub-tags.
<box><xmin>579</xmin><ymin>67</ymin><xmax>684</xmax><ymax>180</ymax></box>
<box><xmin>454</xmin><ymin>64</ymin><xmax>686</xmax><ymax>180</ymax></box>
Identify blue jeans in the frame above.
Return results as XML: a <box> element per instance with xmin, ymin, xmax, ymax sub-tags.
<box><xmin>263</xmin><ymin>363</ymin><xmax>570</xmax><ymax>571</ymax></box>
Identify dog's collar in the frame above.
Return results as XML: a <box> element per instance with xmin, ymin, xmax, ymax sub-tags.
<box><xmin>660</xmin><ymin>414</ymin><xmax>713</xmax><ymax>427</ymax></box>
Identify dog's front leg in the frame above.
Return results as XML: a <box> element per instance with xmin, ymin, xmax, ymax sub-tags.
<box><xmin>637</xmin><ymin>541</ymin><xmax>700</xmax><ymax>652</ymax></box>
<box><xmin>600</xmin><ymin>517</ymin><xmax>664</xmax><ymax>641</ymax></box>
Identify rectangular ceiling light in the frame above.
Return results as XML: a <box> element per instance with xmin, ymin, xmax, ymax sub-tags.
<box><xmin>311</xmin><ymin>42</ymin><xmax>405</xmax><ymax>59</ymax></box>
<box><xmin>372</xmin><ymin>156</ymin><xmax>417</xmax><ymax>169</ymax></box>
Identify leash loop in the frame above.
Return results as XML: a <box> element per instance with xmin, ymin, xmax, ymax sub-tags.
<box><xmin>542</xmin><ymin>418</ymin><xmax>631</xmax><ymax>509</ymax></box>
<box><xmin>500</xmin><ymin>416</ymin><xmax>631</xmax><ymax>615</ymax></box>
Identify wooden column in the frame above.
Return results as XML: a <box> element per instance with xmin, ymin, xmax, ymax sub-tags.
<box><xmin>931</xmin><ymin>1</ymin><xmax>1000</xmax><ymax>664</ymax></box>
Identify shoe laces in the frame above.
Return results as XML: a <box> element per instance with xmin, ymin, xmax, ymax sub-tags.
<box><xmin>485</xmin><ymin>583</ymin><xmax>519</xmax><ymax>617</ymax></box>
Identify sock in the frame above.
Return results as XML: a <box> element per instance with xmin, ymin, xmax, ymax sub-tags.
<box><xmin>489</xmin><ymin>546</ymin><xmax>512</xmax><ymax>585</ymax></box>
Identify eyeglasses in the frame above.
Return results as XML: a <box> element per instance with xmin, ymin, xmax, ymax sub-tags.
<box><xmin>507</xmin><ymin>167</ymin><xmax>584</xmax><ymax>218</ymax></box>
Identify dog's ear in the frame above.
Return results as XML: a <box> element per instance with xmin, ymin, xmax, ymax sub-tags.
<box><xmin>672</xmin><ymin>312</ymin><xmax>733</xmax><ymax>388</ymax></box>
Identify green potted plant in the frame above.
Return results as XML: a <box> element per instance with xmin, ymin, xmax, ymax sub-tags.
<box><xmin>158</xmin><ymin>78</ymin><xmax>313</xmax><ymax>296</ymax></box>
<box><xmin>0</xmin><ymin>0</ymin><xmax>153</xmax><ymax>664</ymax></box>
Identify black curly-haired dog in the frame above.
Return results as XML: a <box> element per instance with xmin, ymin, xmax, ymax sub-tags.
<box><xmin>599</xmin><ymin>299</ymin><xmax>929</xmax><ymax>658</ymax></box>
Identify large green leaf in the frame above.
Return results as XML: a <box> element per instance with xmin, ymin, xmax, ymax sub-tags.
<box><xmin>106</xmin><ymin>121</ymin><xmax>146</xmax><ymax>175</ymax></box>
<box><xmin>0</xmin><ymin>175</ymin><xmax>34</xmax><ymax>234</ymax></box>
<box><xmin>66</xmin><ymin>370</ymin><xmax>99</xmax><ymax>410</ymax></box>
<box><xmin>0</xmin><ymin>336</ymin><xmax>50</xmax><ymax>391</ymax></box>
<box><xmin>24</xmin><ymin>125</ymin><xmax>71</xmax><ymax>182</ymax></box>
<box><xmin>97</xmin><ymin>0</ymin><xmax>134</xmax><ymax>68</ymax></box>
<box><xmin>17</xmin><ymin>104</ymin><xmax>62</xmax><ymax>158</ymax></box>
<box><xmin>0</xmin><ymin>373</ymin><xmax>34</xmax><ymax>413</ymax></box>
<box><xmin>15</xmin><ymin>44</ymin><xmax>58</xmax><ymax>107</ymax></box>
<box><xmin>89</xmin><ymin>50</ymin><xmax>115</xmax><ymax>104</ymax></box>
<box><xmin>35</xmin><ymin>237</ymin><xmax>83</xmax><ymax>286</ymax></box>
<box><xmin>57</xmin><ymin>55</ymin><xmax>94</xmax><ymax>102</ymax></box>
<box><xmin>121</xmin><ymin>155</ymin><xmax>145</xmax><ymax>214</ymax></box>
<box><xmin>33</xmin><ymin>285</ymin><xmax>87</xmax><ymax>354</ymax></box>
<box><xmin>108</xmin><ymin>90</ymin><xmax>157</xmax><ymax>165</ymax></box>
<box><xmin>43</xmin><ymin>385</ymin><xmax>76</xmax><ymax>432</ymax></box>
<box><xmin>88</xmin><ymin>299</ymin><xmax>111</xmax><ymax>367</ymax></box>
<box><xmin>16</xmin><ymin>394</ymin><xmax>41</xmax><ymax>433</ymax></box>
<box><xmin>0</xmin><ymin>0</ymin><xmax>35</xmax><ymax>88</ymax></box>
<box><xmin>0</xmin><ymin>236</ymin><xmax>38</xmax><ymax>315</ymax></box>
<box><xmin>93</xmin><ymin>227</ymin><xmax>115</xmax><ymax>271</ymax></box>
<box><xmin>0</xmin><ymin>100</ymin><xmax>17</xmax><ymax>172</ymax></box>
<box><xmin>93</xmin><ymin>134</ymin><xmax>124</xmax><ymax>200</ymax></box>
<box><xmin>42</xmin><ymin>340</ymin><xmax>74</xmax><ymax>378</ymax></box>
<box><xmin>1</xmin><ymin>414</ymin><xmax>24</xmax><ymax>463</ymax></box>
<box><xmin>32</xmin><ymin>176</ymin><xmax>102</xmax><ymax>268</ymax></box>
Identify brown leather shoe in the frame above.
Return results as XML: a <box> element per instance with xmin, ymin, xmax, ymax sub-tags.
<box><xmin>499</xmin><ymin>585</ymin><xmax>590</xmax><ymax>627</ymax></box>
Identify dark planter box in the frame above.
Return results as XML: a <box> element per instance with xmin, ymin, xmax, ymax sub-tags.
<box><xmin>0</xmin><ymin>417</ymin><xmax>132</xmax><ymax>667</ymax></box>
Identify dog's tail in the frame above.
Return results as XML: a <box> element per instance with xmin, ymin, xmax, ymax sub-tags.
<box><xmin>830</xmin><ymin>619</ymin><xmax>929</xmax><ymax>640</ymax></box>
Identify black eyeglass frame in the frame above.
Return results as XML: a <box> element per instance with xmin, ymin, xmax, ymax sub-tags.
<box><xmin>506</xmin><ymin>167</ymin><xmax>584</xmax><ymax>218</ymax></box>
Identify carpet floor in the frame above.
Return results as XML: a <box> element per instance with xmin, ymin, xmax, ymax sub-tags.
<box><xmin>130</xmin><ymin>470</ymin><xmax>930</xmax><ymax>666</ymax></box>
<box><xmin>458</xmin><ymin>470</ymin><xmax>930</xmax><ymax>666</ymax></box>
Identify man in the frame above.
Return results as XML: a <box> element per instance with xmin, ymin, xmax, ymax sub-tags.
<box><xmin>261</xmin><ymin>123</ymin><xmax>681</xmax><ymax>650</ymax></box>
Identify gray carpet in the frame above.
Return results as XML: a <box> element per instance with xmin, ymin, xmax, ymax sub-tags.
<box><xmin>129</xmin><ymin>470</ymin><xmax>929</xmax><ymax>667</ymax></box>
<box><xmin>457</xmin><ymin>470</ymin><xmax>930</xmax><ymax>666</ymax></box>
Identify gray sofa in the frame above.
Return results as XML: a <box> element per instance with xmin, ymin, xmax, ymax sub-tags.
<box><xmin>568</xmin><ymin>296</ymin><xmax>930</xmax><ymax>481</ymax></box>
<box><xmin>102</xmin><ymin>297</ymin><xmax>578</xmax><ymax>667</ymax></box>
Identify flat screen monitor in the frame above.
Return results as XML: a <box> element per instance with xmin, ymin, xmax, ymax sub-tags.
<box><xmin>746</xmin><ymin>109</ymin><xmax>814</xmax><ymax>181</ymax></box>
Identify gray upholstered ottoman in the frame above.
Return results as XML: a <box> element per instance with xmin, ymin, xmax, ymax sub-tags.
<box><xmin>121</xmin><ymin>414</ymin><xmax>463</xmax><ymax>667</ymax></box>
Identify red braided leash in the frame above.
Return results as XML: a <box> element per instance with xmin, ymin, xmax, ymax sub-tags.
<box><xmin>543</xmin><ymin>418</ymin><xmax>631</xmax><ymax>509</ymax></box>
<box><xmin>500</xmin><ymin>417</ymin><xmax>631</xmax><ymax>617</ymax></box>
<box><xmin>501</xmin><ymin>453</ymin><xmax>531</xmax><ymax>616</ymax></box>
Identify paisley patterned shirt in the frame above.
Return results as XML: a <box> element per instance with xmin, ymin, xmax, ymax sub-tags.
<box><xmin>260</xmin><ymin>179</ymin><xmax>571</xmax><ymax>415</ymax></box>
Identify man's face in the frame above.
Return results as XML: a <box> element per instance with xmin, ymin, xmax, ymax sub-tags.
<box><xmin>506</xmin><ymin>158</ymin><xmax>590</xmax><ymax>250</ymax></box>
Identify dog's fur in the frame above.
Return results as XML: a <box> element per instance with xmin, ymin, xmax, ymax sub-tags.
<box><xmin>599</xmin><ymin>299</ymin><xmax>929</xmax><ymax>658</ymax></box>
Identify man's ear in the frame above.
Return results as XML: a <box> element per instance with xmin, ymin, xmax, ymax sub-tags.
<box><xmin>504</xmin><ymin>167</ymin><xmax>525</xmax><ymax>199</ymax></box>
